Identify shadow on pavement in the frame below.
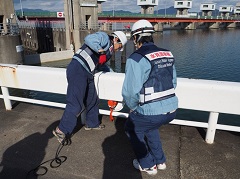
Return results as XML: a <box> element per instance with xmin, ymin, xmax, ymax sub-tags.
<box><xmin>0</xmin><ymin>121</ymin><xmax>62</xmax><ymax>179</ymax></box>
<box><xmin>102</xmin><ymin>118</ymin><xmax>143</xmax><ymax>179</ymax></box>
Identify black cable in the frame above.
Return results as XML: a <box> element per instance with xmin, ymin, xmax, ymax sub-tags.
<box><xmin>26</xmin><ymin>66</ymin><xmax>107</xmax><ymax>178</ymax></box>
<box><xmin>26</xmin><ymin>136</ymin><xmax>71</xmax><ymax>178</ymax></box>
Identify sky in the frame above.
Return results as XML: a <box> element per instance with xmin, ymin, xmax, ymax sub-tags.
<box><xmin>13</xmin><ymin>0</ymin><xmax>240</xmax><ymax>13</ymax></box>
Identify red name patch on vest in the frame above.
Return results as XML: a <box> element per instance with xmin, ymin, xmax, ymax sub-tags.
<box><xmin>146</xmin><ymin>51</ymin><xmax>174</xmax><ymax>61</ymax></box>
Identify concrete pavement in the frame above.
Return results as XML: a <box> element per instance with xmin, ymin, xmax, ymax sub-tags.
<box><xmin>0</xmin><ymin>99</ymin><xmax>240</xmax><ymax>179</ymax></box>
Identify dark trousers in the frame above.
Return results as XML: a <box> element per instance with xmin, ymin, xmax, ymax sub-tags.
<box><xmin>124</xmin><ymin>110</ymin><xmax>176</xmax><ymax>169</ymax></box>
<box><xmin>59</xmin><ymin>59</ymin><xmax>99</xmax><ymax>134</ymax></box>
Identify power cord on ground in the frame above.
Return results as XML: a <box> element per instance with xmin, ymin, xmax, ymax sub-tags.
<box><xmin>26</xmin><ymin>136</ymin><xmax>71</xmax><ymax>178</ymax></box>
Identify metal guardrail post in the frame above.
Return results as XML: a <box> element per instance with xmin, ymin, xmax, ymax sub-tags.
<box><xmin>1</xmin><ymin>87</ymin><xmax>12</xmax><ymax>110</ymax></box>
<box><xmin>205</xmin><ymin>112</ymin><xmax>219</xmax><ymax>144</ymax></box>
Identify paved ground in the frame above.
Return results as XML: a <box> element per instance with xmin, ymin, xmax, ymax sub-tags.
<box><xmin>0</xmin><ymin>99</ymin><xmax>240</xmax><ymax>179</ymax></box>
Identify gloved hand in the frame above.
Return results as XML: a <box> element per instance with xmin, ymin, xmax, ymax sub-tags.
<box><xmin>99</xmin><ymin>53</ymin><xmax>107</xmax><ymax>65</ymax></box>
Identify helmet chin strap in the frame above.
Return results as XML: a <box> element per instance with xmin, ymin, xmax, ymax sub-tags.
<box><xmin>113</xmin><ymin>36</ymin><xmax>117</xmax><ymax>43</ymax></box>
<box><xmin>136</xmin><ymin>35</ymin><xmax>142</xmax><ymax>43</ymax></box>
<box><xmin>133</xmin><ymin>37</ymin><xmax>138</xmax><ymax>49</ymax></box>
<box><xmin>136</xmin><ymin>33</ymin><xmax>152</xmax><ymax>43</ymax></box>
<box><xmin>134</xmin><ymin>38</ymin><xmax>141</xmax><ymax>50</ymax></box>
<box><xmin>134</xmin><ymin>32</ymin><xmax>152</xmax><ymax>49</ymax></box>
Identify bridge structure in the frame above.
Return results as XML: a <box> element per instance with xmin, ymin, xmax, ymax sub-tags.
<box><xmin>17</xmin><ymin>13</ymin><xmax>240</xmax><ymax>32</ymax></box>
<box><xmin>97</xmin><ymin>13</ymin><xmax>240</xmax><ymax>30</ymax></box>
<box><xmin>98</xmin><ymin>14</ymin><xmax>240</xmax><ymax>23</ymax></box>
<box><xmin>17</xmin><ymin>11</ymin><xmax>240</xmax><ymax>31</ymax></box>
<box><xmin>13</xmin><ymin>0</ymin><xmax>240</xmax><ymax>52</ymax></box>
<box><xmin>17</xmin><ymin>11</ymin><xmax>240</xmax><ymax>23</ymax></box>
<box><xmin>15</xmin><ymin>11</ymin><xmax>240</xmax><ymax>55</ymax></box>
<box><xmin>12</xmin><ymin>0</ymin><xmax>240</xmax><ymax>57</ymax></box>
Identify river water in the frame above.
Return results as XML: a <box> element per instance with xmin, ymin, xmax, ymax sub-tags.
<box><xmin>10</xmin><ymin>29</ymin><xmax>240</xmax><ymax>126</ymax></box>
<box><xmin>157</xmin><ymin>29</ymin><xmax>240</xmax><ymax>82</ymax></box>
<box><xmin>45</xmin><ymin>28</ymin><xmax>240</xmax><ymax>82</ymax></box>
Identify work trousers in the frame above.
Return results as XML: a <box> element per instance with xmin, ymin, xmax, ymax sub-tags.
<box><xmin>59</xmin><ymin>59</ymin><xmax>99</xmax><ymax>134</ymax></box>
<box><xmin>124</xmin><ymin>110</ymin><xmax>176</xmax><ymax>169</ymax></box>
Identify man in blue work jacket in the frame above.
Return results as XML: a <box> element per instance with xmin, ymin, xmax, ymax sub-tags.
<box><xmin>122</xmin><ymin>19</ymin><xmax>178</xmax><ymax>176</ymax></box>
<box><xmin>53</xmin><ymin>31</ymin><xmax>127</xmax><ymax>144</ymax></box>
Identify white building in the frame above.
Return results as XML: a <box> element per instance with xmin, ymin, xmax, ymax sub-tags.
<box><xmin>219</xmin><ymin>5</ymin><xmax>234</xmax><ymax>17</ymax></box>
<box><xmin>200</xmin><ymin>3</ymin><xmax>216</xmax><ymax>16</ymax></box>
<box><xmin>97</xmin><ymin>0</ymin><xmax>107</xmax><ymax>13</ymax></box>
<box><xmin>174</xmin><ymin>0</ymin><xmax>192</xmax><ymax>17</ymax></box>
<box><xmin>137</xmin><ymin>0</ymin><xmax>158</xmax><ymax>14</ymax></box>
<box><xmin>174</xmin><ymin>0</ymin><xmax>192</xmax><ymax>9</ymax></box>
<box><xmin>234</xmin><ymin>3</ymin><xmax>240</xmax><ymax>16</ymax></box>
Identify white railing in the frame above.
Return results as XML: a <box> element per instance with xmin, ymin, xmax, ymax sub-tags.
<box><xmin>1</xmin><ymin>64</ymin><xmax>240</xmax><ymax>144</ymax></box>
<box><xmin>0</xmin><ymin>23</ymin><xmax>19</xmax><ymax>35</ymax></box>
<box><xmin>17</xmin><ymin>21</ymin><xmax>131</xmax><ymax>31</ymax></box>
<box><xmin>18</xmin><ymin>21</ymin><xmax>65</xmax><ymax>29</ymax></box>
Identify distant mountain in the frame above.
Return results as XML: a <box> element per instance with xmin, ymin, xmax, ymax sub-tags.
<box><xmin>15</xmin><ymin>8</ymin><xmax>131</xmax><ymax>14</ymax></box>
<box><xmin>15</xmin><ymin>8</ymin><xmax>52</xmax><ymax>13</ymax></box>
<box><xmin>15</xmin><ymin>7</ymin><xmax>185</xmax><ymax>15</ymax></box>
<box><xmin>102</xmin><ymin>6</ymin><xmax>184</xmax><ymax>15</ymax></box>
<box><xmin>155</xmin><ymin>6</ymin><xmax>222</xmax><ymax>16</ymax></box>
<box><xmin>155</xmin><ymin>6</ymin><xmax>177</xmax><ymax>15</ymax></box>
<box><xmin>15</xmin><ymin>7</ymin><xmax>220</xmax><ymax>16</ymax></box>
<box><xmin>102</xmin><ymin>10</ymin><xmax>136</xmax><ymax>14</ymax></box>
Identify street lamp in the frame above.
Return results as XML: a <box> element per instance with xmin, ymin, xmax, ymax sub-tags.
<box><xmin>113</xmin><ymin>0</ymin><xmax>115</xmax><ymax>16</ymax></box>
<box><xmin>164</xmin><ymin>0</ymin><xmax>166</xmax><ymax>17</ymax></box>
<box><xmin>20</xmin><ymin>0</ymin><xmax>24</xmax><ymax>17</ymax></box>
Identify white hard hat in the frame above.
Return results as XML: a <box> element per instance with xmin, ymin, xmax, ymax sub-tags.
<box><xmin>112</xmin><ymin>31</ymin><xmax>127</xmax><ymax>51</ymax></box>
<box><xmin>131</xmin><ymin>19</ymin><xmax>155</xmax><ymax>37</ymax></box>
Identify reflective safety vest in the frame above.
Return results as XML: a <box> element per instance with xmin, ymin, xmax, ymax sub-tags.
<box><xmin>135</xmin><ymin>44</ymin><xmax>176</xmax><ymax>105</ymax></box>
<box><xmin>73</xmin><ymin>43</ymin><xmax>114</xmax><ymax>74</ymax></box>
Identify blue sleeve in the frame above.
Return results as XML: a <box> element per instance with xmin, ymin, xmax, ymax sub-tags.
<box><xmin>122</xmin><ymin>55</ymin><xmax>151</xmax><ymax>110</ymax></box>
<box><xmin>84</xmin><ymin>32</ymin><xmax>110</xmax><ymax>53</ymax></box>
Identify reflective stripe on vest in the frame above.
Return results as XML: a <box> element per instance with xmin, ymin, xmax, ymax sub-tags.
<box><xmin>76</xmin><ymin>48</ymin><xmax>96</xmax><ymax>72</ymax></box>
<box><xmin>140</xmin><ymin>88</ymin><xmax>175</xmax><ymax>103</ymax></box>
<box><xmin>72</xmin><ymin>55</ymin><xmax>92</xmax><ymax>74</ymax></box>
<box><xmin>75</xmin><ymin>44</ymin><xmax>113</xmax><ymax>73</ymax></box>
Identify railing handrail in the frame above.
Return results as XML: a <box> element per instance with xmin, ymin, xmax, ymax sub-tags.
<box><xmin>0</xmin><ymin>63</ymin><xmax>240</xmax><ymax>144</ymax></box>
<box><xmin>0</xmin><ymin>23</ymin><xmax>20</xmax><ymax>35</ymax></box>
<box><xmin>17</xmin><ymin>21</ymin><xmax>66</xmax><ymax>29</ymax></box>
